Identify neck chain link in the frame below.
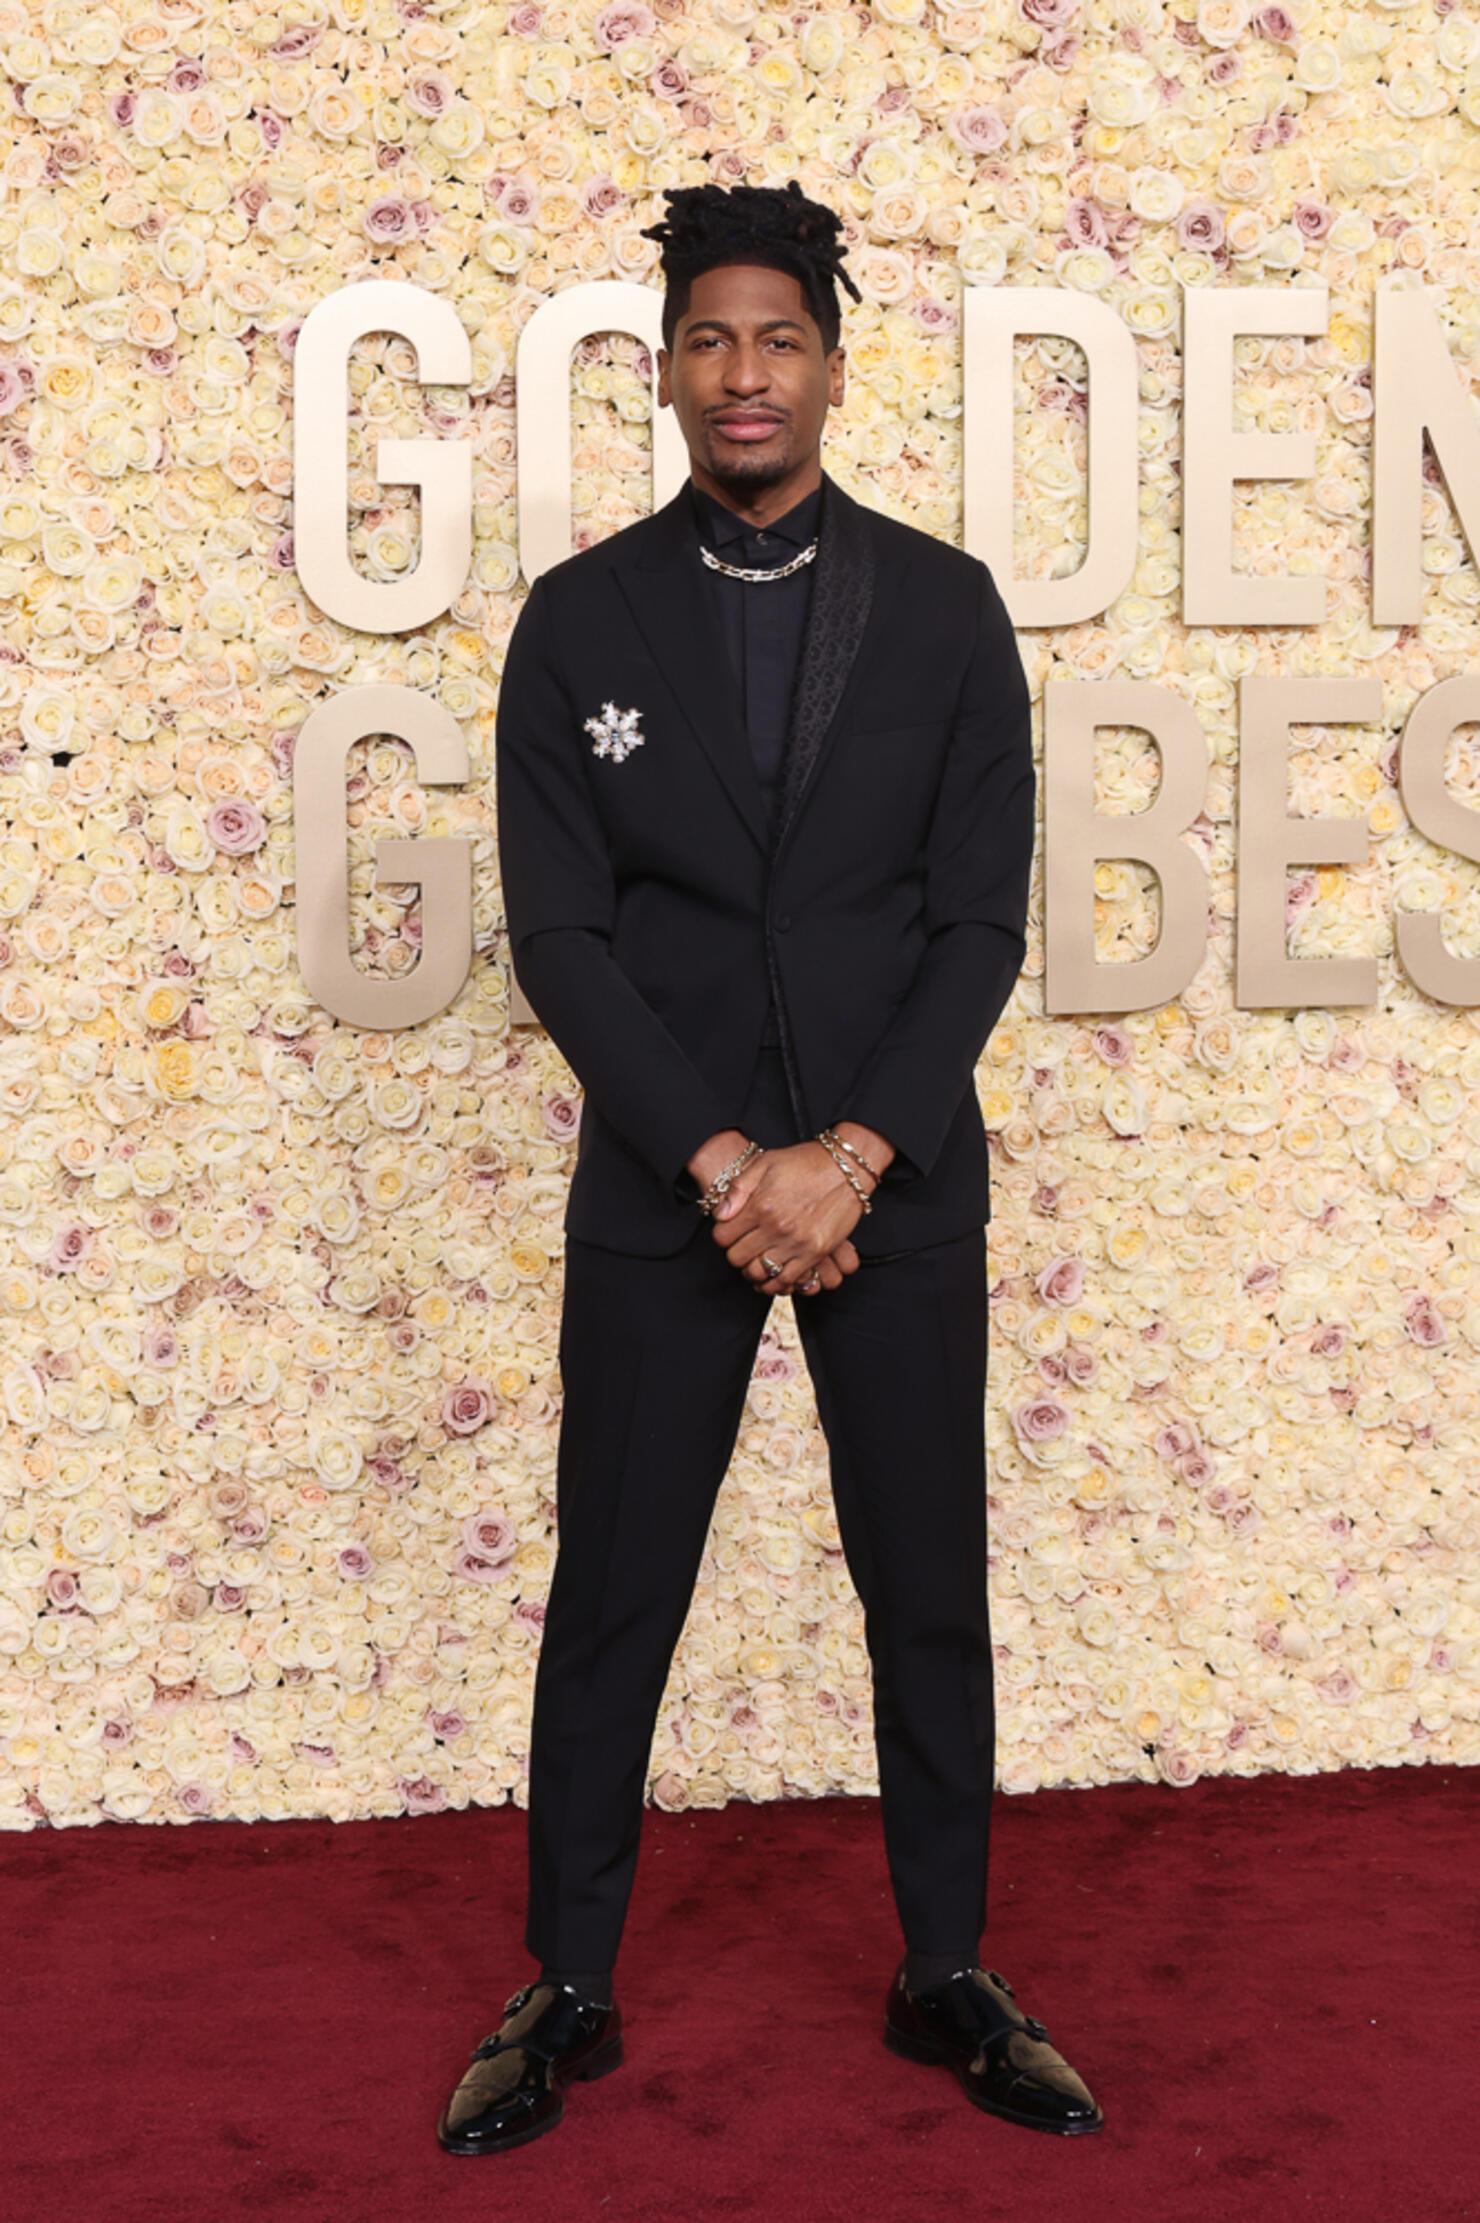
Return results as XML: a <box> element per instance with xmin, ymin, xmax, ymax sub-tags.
<box><xmin>699</xmin><ymin>539</ymin><xmax>819</xmax><ymax>584</ymax></box>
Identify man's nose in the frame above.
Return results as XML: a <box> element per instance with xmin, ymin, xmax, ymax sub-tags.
<box><xmin>722</xmin><ymin>344</ymin><xmax>770</xmax><ymax>394</ymax></box>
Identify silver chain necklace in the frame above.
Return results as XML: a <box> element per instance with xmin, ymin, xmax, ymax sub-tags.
<box><xmin>699</xmin><ymin>539</ymin><xmax>819</xmax><ymax>584</ymax></box>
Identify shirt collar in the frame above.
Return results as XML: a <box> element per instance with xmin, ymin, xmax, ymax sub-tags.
<box><xmin>690</xmin><ymin>480</ymin><xmax>822</xmax><ymax>557</ymax></box>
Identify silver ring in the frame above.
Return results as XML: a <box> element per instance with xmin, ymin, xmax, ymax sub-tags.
<box><xmin>761</xmin><ymin>1254</ymin><xmax>783</xmax><ymax>1279</ymax></box>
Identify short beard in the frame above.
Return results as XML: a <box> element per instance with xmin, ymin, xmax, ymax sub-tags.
<box><xmin>700</xmin><ymin>431</ymin><xmax>795</xmax><ymax>495</ymax></box>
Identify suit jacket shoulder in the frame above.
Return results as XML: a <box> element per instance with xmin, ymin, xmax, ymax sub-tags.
<box><xmin>846</xmin><ymin>490</ymin><xmax>994</xmax><ymax>602</ymax></box>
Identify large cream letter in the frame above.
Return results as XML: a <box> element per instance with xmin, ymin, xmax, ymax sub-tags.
<box><xmin>517</xmin><ymin>281</ymin><xmax>687</xmax><ymax>584</ymax></box>
<box><xmin>1182</xmin><ymin>285</ymin><xmax>1328</xmax><ymax>626</ymax></box>
<box><xmin>1236</xmin><ymin>676</ymin><xmax>1381</xmax><ymax>1008</ymax></box>
<box><xmin>1372</xmin><ymin>286</ymin><xmax>1480</xmax><ymax>627</ymax></box>
<box><xmin>1396</xmin><ymin>675</ymin><xmax>1480</xmax><ymax>1004</ymax></box>
<box><xmin>963</xmin><ymin>288</ymin><xmax>1138</xmax><ymax>628</ymax></box>
<box><xmin>295</xmin><ymin>684</ymin><xmax>474</xmax><ymax>1029</ymax></box>
<box><xmin>1043</xmin><ymin>681</ymin><xmax>1209</xmax><ymax>1015</ymax></box>
<box><xmin>294</xmin><ymin>280</ymin><xmax>472</xmax><ymax>633</ymax></box>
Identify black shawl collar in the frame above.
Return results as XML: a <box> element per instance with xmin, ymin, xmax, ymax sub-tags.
<box><xmin>616</xmin><ymin>470</ymin><xmax>879</xmax><ymax>860</ymax></box>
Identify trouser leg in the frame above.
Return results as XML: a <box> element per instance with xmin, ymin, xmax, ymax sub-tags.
<box><xmin>792</xmin><ymin>1228</ymin><xmax>994</xmax><ymax>1957</ymax></box>
<box><xmin>524</xmin><ymin>1228</ymin><xmax>772</xmax><ymax>1971</ymax></box>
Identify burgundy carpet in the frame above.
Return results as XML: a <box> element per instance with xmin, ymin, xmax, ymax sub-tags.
<box><xmin>6</xmin><ymin>1762</ymin><xmax>1479</xmax><ymax>2223</ymax></box>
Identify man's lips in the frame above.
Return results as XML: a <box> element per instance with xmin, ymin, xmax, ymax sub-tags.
<box><xmin>709</xmin><ymin>413</ymin><xmax>785</xmax><ymax>442</ymax></box>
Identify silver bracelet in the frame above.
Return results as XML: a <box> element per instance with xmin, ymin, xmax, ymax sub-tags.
<box><xmin>819</xmin><ymin>1127</ymin><xmax>882</xmax><ymax>1184</ymax></box>
<box><xmin>814</xmin><ymin>1131</ymin><xmax>874</xmax><ymax>1215</ymax></box>
<box><xmin>697</xmin><ymin>1138</ymin><xmax>763</xmax><ymax>1216</ymax></box>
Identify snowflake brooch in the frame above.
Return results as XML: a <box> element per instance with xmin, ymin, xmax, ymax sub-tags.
<box><xmin>583</xmin><ymin>701</ymin><xmax>645</xmax><ymax>763</ymax></box>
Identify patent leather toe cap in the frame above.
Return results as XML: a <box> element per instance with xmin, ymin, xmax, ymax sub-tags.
<box><xmin>437</xmin><ymin>1981</ymin><xmax>624</xmax><ymax>2156</ymax></box>
<box><xmin>883</xmin><ymin>1961</ymin><xmax>1104</xmax><ymax>2136</ymax></box>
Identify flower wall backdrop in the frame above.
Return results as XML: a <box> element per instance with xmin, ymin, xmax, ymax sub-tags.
<box><xmin>2</xmin><ymin>0</ymin><xmax>1479</xmax><ymax>1831</ymax></box>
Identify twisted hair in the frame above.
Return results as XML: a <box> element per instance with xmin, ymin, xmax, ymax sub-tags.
<box><xmin>641</xmin><ymin>182</ymin><xmax>861</xmax><ymax>352</ymax></box>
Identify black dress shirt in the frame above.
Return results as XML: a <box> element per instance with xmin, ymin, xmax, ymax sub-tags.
<box><xmin>690</xmin><ymin>481</ymin><xmax>821</xmax><ymax>1047</ymax></box>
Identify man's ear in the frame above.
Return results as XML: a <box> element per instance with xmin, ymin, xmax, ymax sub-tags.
<box><xmin>656</xmin><ymin>347</ymin><xmax>672</xmax><ymax>409</ymax></box>
<box><xmin>828</xmin><ymin>346</ymin><xmax>846</xmax><ymax>408</ymax></box>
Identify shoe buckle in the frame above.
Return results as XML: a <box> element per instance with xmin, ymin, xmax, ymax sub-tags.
<box><xmin>502</xmin><ymin>1981</ymin><xmax>535</xmax><ymax>2017</ymax></box>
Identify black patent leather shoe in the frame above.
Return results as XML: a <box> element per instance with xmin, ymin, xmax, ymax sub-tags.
<box><xmin>884</xmin><ymin>1961</ymin><xmax>1103</xmax><ymax>2136</ymax></box>
<box><xmin>437</xmin><ymin>1979</ymin><xmax>624</xmax><ymax>2155</ymax></box>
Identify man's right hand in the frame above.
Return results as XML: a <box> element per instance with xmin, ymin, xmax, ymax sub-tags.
<box><xmin>687</xmin><ymin>1130</ymin><xmax>860</xmax><ymax>1292</ymax></box>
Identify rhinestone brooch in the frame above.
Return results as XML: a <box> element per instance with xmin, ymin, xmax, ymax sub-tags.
<box><xmin>583</xmin><ymin>701</ymin><xmax>645</xmax><ymax>763</ymax></box>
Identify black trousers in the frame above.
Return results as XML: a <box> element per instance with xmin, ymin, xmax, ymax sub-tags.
<box><xmin>525</xmin><ymin>1049</ymin><xmax>995</xmax><ymax>1972</ymax></box>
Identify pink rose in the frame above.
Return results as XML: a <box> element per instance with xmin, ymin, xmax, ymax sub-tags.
<box><xmin>271</xmin><ymin>24</ymin><xmax>324</xmax><ymax>58</ymax></box>
<box><xmin>542</xmin><ymin>1090</ymin><xmax>582</xmax><ymax>1139</ymax></box>
<box><xmin>1404</xmin><ymin>1295</ymin><xmax>1446</xmax><ymax>1347</ymax></box>
<box><xmin>496</xmin><ymin>177</ymin><xmax>540</xmax><ymax>223</ymax></box>
<box><xmin>1293</xmin><ymin>198</ymin><xmax>1333</xmax><ymax>240</ymax></box>
<box><xmin>1176</xmin><ymin>200</ymin><xmax>1226</xmax><ymax>253</ymax></box>
<box><xmin>593</xmin><ymin>0</ymin><xmax>654</xmax><ymax>48</ymax></box>
<box><xmin>443</xmin><ymin>1378</ymin><xmax>496</xmax><ymax>1436</ymax></box>
<box><xmin>946</xmin><ymin>104</ymin><xmax>1007</xmax><ymax>156</ymax></box>
<box><xmin>177</xmin><ymin>1782</ymin><xmax>214</xmax><ymax>1816</ymax></box>
<box><xmin>1154</xmin><ymin>1421</ymin><xmax>1199</xmax><ymax>1459</ymax></box>
<box><xmin>206</xmin><ymin>799</ymin><xmax>265</xmax><ymax>854</ymax></box>
<box><xmin>514</xmin><ymin>1600</ymin><xmax>546</xmax><ymax>1633</ymax></box>
<box><xmin>1093</xmin><ymin>1023</ymin><xmax>1132</xmax><ymax>1065</ymax></box>
<box><xmin>364</xmin><ymin>196</ymin><xmax>418</xmax><ymax>246</ymax></box>
<box><xmin>338</xmin><ymin>1544</ymin><xmax>374</xmax><ymax>1580</ymax></box>
<box><xmin>1252</xmin><ymin>3</ymin><xmax>1296</xmax><ymax>39</ymax></box>
<box><xmin>1035</xmin><ymin>1255</ymin><xmax>1085</xmax><ymax>1307</ymax></box>
<box><xmin>460</xmin><ymin>1509</ymin><xmax>516</xmax><ymax>1564</ymax></box>
<box><xmin>143</xmin><ymin>1323</ymin><xmax>179</xmax><ymax>1366</ymax></box>
<box><xmin>508</xmin><ymin>1</ymin><xmax>542</xmax><ymax>30</ymax></box>
<box><xmin>405</xmin><ymin>71</ymin><xmax>452</xmax><ymax>118</ymax></box>
<box><xmin>1020</xmin><ymin>0</ymin><xmax>1079</xmax><ymax>23</ymax></box>
<box><xmin>398</xmin><ymin>1775</ymin><xmax>448</xmax><ymax>1815</ymax></box>
<box><xmin>1317</xmin><ymin>1667</ymin><xmax>1358</xmax><ymax>1705</ymax></box>
<box><xmin>50</xmin><ymin>1224</ymin><xmax>93</xmax><ymax>1271</ymax></box>
<box><xmin>1206</xmin><ymin>49</ymin><xmax>1241</xmax><ymax>84</ymax></box>
<box><xmin>46</xmin><ymin>1569</ymin><xmax>79</xmax><ymax>1609</ymax></box>
<box><xmin>1310</xmin><ymin>1323</ymin><xmax>1346</xmax><ymax>1357</ymax></box>
<box><xmin>106</xmin><ymin>92</ymin><xmax>136</xmax><ymax>130</ymax></box>
<box><xmin>1011</xmin><ymin>1396</ymin><xmax>1069</xmax><ymax>1443</ymax></box>
<box><xmin>581</xmin><ymin>176</ymin><xmax>623</xmax><ymax>220</ymax></box>
<box><xmin>650</xmin><ymin>58</ymin><xmax>687</xmax><ymax>99</ymax></box>
<box><xmin>430</xmin><ymin>1709</ymin><xmax>468</xmax><ymax>1740</ymax></box>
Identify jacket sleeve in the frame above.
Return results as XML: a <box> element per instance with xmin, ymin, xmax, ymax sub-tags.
<box><xmin>496</xmin><ymin>575</ymin><xmax>743</xmax><ymax>1192</ymax></box>
<box><xmin>827</xmin><ymin>559</ymin><xmax>1034</xmax><ymax>1185</ymax></box>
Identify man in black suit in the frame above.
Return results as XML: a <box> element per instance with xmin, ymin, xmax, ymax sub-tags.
<box><xmin>437</xmin><ymin>183</ymin><xmax>1103</xmax><ymax>2155</ymax></box>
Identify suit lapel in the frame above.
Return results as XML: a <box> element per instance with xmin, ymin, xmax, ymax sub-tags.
<box><xmin>773</xmin><ymin>474</ymin><xmax>877</xmax><ymax>854</ymax></box>
<box><xmin>613</xmin><ymin>486</ymin><xmax>771</xmax><ymax>856</ymax></box>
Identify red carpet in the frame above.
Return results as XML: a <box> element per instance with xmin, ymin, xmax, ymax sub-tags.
<box><xmin>6</xmin><ymin>1762</ymin><xmax>1478</xmax><ymax>2223</ymax></box>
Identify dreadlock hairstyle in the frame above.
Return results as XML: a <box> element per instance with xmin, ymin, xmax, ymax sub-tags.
<box><xmin>641</xmin><ymin>181</ymin><xmax>862</xmax><ymax>354</ymax></box>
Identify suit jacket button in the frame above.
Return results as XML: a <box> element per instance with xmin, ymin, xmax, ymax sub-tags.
<box><xmin>775</xmin><ymin>914</ymin><xmax>792</xmax><ymax>932</ymax></box>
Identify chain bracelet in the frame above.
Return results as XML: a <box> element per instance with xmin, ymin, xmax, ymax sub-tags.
<box><xmin>697</xmin><ymin>1138</ymin><xmax>763</xmax><ymax>1216</ymax></box>
<box><xmin>814</xmin><ymin>1130</ymin><xmax>874</xmax><ymax>1214</ymax></box>
<box><xmin>818</xmin><ymin>1127</ymin><xmax>882</xmax><ymax>1184</ymax></box>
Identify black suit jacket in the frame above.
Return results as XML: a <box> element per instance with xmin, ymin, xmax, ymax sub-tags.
<box><xmin>495</xmin><ymin>472</ymin><xmax>1035</xmax><ymax>1258</ymax></box>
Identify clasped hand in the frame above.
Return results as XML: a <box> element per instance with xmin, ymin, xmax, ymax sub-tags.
<box><xmin>710</xmin><ymin>1141</ymin><xmax>864</xmax><ymax>1295</ymax></box>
